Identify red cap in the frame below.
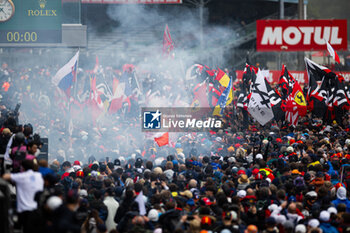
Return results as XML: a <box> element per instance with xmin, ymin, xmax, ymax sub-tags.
<box><xmin>234</xmin><ymin>143</ymin><xmax>241</xmax><ymax>148</ymax></box>
<box><xmin>252</xmin><ymin>168</ymin><xmax>259</xmax><ymax>176</ymax></box>
<box><xmin>255</xmin><ymin>173</ymin><xmax>263</xmax><ymax>180</ymax></box>
<box><xmin>237</xmin><ymin>170</ymin><xmax>246</xmax><ymax>176</ymax></box>
<box><xmin>73</xmin><ymin>160</ymin><xmax>80</xmax><ymax>166</ymax></box>
<box><xmin>201</xmin><ymin>216</ymin><xmax>212</xmax><ymax>225</ymax></box>
<box><xmin>76</xmin><ymin>171</ymin><xmax>84</xmax><ymax>178</ymax></box>
<box><xmin>202</xmin><ymin>197</ymin><xmax>213</xmax><ymax>206</ymax></box>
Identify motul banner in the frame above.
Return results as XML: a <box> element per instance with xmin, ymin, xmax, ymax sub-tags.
<box><xmin>78</xmin><ymin>0</ymin><xmax>182</xmax><ymax>3</ymax></box>
<box><xmin>256</xmin><ymin>20</ymin><xmax>347</xmax><ymax>51</ymax></box>
<box><xmin>235</xmin><ymin>70</ymin><xmax>350</xmax><ymax>84</ymax></box>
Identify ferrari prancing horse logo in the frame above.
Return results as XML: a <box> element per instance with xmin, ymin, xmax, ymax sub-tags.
<box><xmin>294</xmin><ymin>91</ymin><xmax>306</xmax><ymax>106</ymax></box>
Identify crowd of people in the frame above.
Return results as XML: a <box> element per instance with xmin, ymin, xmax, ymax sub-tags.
<box><xmin>0</xmin><ymin>59</ymin><xmax>350</xmax><ymax>233</ymax></box>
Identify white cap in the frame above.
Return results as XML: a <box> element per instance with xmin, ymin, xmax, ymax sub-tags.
<box><xmin>256</xmin><ymin>153</ymin><xmax>263</xmax><ymax>159</ymax></box>
<box><xmin>148</xmin><ymin>209</ymin><xmax>159</xmax><ymax>222</ymax></box>
<box><xmin>306</xmin><ymin>191</ymin><xmax>317</xmax><ymax>198</ymax></box>
<box><xmin>237</xmin><ymin>190</ymin><xmax>246</xmax><ymax>198</ymax></box>
<box><xmin>308</xmin><ymin>219</ymin><xmax>320</xmax><ymax>228</ymax></box>
<box><xmin>295</xmin><ymin>224</ymin><xmax>306</xmax><ymax>233</ymax></box>
<box><xmin>345</xmin><ymin>139</ymin><xmax>350</xmax><ymax>146</ymax></box>
<box><xmin>46</xmin><ymin>196</ymin><xmax>63</xmax><ymax>211</ymax></box>
<box><xmin>327</xmin><ymin>207</ymin><xmax>338</xmax><ymax>215</ymax></box>
<box><xmin>319</xmin><ymin>210</ymin><xmax>330</xmax><ymax>222</ymax></box>
<box><xmin>337</xmin><ymin>187</ymin><xmax>347</xmax><ymax>200</ymax></box>
<box><xmin>79</xmin><ymin>189</ymin><xmax>88</xmax><ymax>197</ymax></box>
<box><xmin>287</xmin><ymin>146</ymin><xmax>294</xmax><ymax>153</ymax></box>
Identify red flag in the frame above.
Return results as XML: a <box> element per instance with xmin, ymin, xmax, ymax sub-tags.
<box><xmin>191</xmin><ymin>81</ymin><xmax>210</xmax><ymax>108</ymax></box>
<box><xmin>154</xmin><ymin>132</ymin><xmax>169</xmax><ymax>147</ymax></box>
<box><xmin>163</xmin><ymin>24</ymin><xmax>174</xmax><ymax>57</ymax></box>
<box><xmin>326</xmin><ymin>40</ymin><xmax>340</xmax><ymax>63</ymax></box>
<box><xmin>93</xmin><ymin>55</ymin><xmax>99</xmax><ymax>74</ymax></box>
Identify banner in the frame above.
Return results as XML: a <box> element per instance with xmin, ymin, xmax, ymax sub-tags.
<box><xmin>256</xmin><ymin>20</ymin><xmax>347</xmax><ymax>51</ymax></box>
<box><xmin>235</xmin><ymin>71</ymin><xmax>350</xmax><ymax>84</ymax></box>
<box><xmin>76</xmin><ymin>0</ymin><xmax>182</xmax><ymax>3</ymax></box>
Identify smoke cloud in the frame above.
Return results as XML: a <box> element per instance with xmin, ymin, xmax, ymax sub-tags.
<box><xmin>3</xmin><ymin>3</ymin><xmax>236</xmax><ymax>162</ymax></box>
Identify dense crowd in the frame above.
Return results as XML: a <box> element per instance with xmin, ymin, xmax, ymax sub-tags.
<box><xmin>0</xmin><ymin>61</ymin><xmax>350</xmax><ymax>233</ymax></box>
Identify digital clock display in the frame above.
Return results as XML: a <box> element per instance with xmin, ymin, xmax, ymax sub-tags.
<box><xmin>0</xmin><ymin>30</ymin><xmax>61</xmax><ymax>43</ymax></box>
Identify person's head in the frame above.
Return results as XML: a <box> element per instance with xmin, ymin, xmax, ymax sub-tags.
<box><xmin>165</xmin><ymin>161</ymin><xmax>173</xmax><ymax>170</ymax></box>
<box><xmin>27</xmin><ymin>140</ymin><xmax>38</xmax><ymax>155</ymax></box>
<box><xmin>188</xmin><ymin>179</ymin><xmax>197</xmax><ymax>189</ymax></box>
<box><xmin>62</xmin><ymin>161</ymin><xmax>71</xmax><ymax>171</ymax></box>
<box><xmin>288</xmin><ymin>202</ymin><xmax>297</xmax><ymax>214</ymax></box>
<box><xmin>245</xmin><ymin>225</ymin><xmax>258</xmax><ymax>233</ymax></box>
<box><xmin>21</xmin><ymin>159</ymin><xmax>35</xmax><ymax>171</ymax></box>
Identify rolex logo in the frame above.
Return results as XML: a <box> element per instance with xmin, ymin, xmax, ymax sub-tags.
<box><xmin>39</xmin><ymin>0</ymin><xmax>46</xmax><ymax>9</ymax></box>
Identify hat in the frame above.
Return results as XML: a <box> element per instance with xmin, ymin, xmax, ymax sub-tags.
<box><xmin>237</xmin><ymin>169</ymin><xmax>246</xmax><ymax>176</ymax></box>
<box><xmin>73</xmin><ymin>160</ymin><xmax>80</xmax><ymax>166</ymax></box>
<box><xmin>319</xmin><ymin>210</ymin><xmax>330</xmax><ymax>222</ymax></box>
<box><xmin>114</xmin><ymin>159</ymin><xmax>121</xmax><ymax>166</ymax></box>
<box><xmin>232</xmin><ymin>167</ymin><xmax>238</xmax><ymax>173</ymax></box>
<box><xmin>337</xmin><ymin>187</ymin><xmax>347</xmax><ymax>200</ymax></box>
<box><xmin>202</xmin><ymin>197</ymin><xmax>213</xmax><ymax>206</ymax></box>
<box><xmin>286</xmin><ymin>146</ymin><xmax>294</xmax><ymax>153</ymax></box>
<box><xmin>246</xmin><ymin>225</ymin><xmax>258</xmax><ymax>233</ymax></box>
<box><xmin>180</xmin><ymin>190</ymin><xmax>193</xmax><ymax>199</ymax></box>
<box><xmin>308</xmin><ymin>219</ymin><xmax>320</xmax><ymax>228</ymax></box>
<box><xmin>255</xmin><ymin>173</ymin><xmax>263</xmax><ymax>180</ymax></box>
<box><xmin>46</xmin><ymin>196</ymin><xmax>62</xmax><ymax>211</ymax></box>
<box><xmin>237</xmin><ymin>190</ymin><xmax>246</xmax><ymax>198</ymax></box>
<box><xmin>201</xmin><ymin>216</ymin><xmax>212</xmax><ymax>226</ymax></box>
<box><xmin>252</xmin><ymin>168</ymin><xmax>259</xmax><ymax>176</ymax></box>
<box><xmin>327</xmin><ymin>207</ymin><xmax>337</xmax><ymax>215</ymax></box>
<box><xmin>78</xmin><ymin>189</ymin><xmax>88</xmax><ymax>197</ymax></box>
<box><xmin>153</xmin><ymin>167</ymin><xmax>163</xmax><ymax>175</ymax></box>
<box><xmin>238</xmin><ymin>174</ymin><xmax>250</xmax><ymax>184</ymax></box>
<box><xmin>228</xmin><ymin>157</ymin><xmax>236</xmax><ymax>163</ymax></box>
<box><xmin>292</xmin><ymin>169</ymin><xmax>301</xmax><ymax>175</ymax></box>
<box><xmin>295</xmin><ymin>224</ymin><xmax>307</xmax><ymax>233</ymax></box>
<box><xmin>148</xmin><ymin>209</ymin><xmax>159</xmax><ymax>222</ymax></box>
<box><xmin>76</xmin><ymin>170</ymin><xmax>84</xmax><ymax>178</ymax></box>
<box><xmin>256</xmin><ymin>154</ymin><xmax>263</xmax><ymax>159</ymax></box>
<box><xmin>345</xmin><ymin>139</ymin><xmax>350</xmax><ymax>146</ymax></box>
<box><xmin>306</xmin><ymin>191</ymin><xmax>317</xmax><ymax>198</ymax></box>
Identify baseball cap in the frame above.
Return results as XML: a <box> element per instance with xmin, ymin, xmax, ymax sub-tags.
<box><xmin>319</xmin><ymin>210</ymin><xmax>330</xmax><ymax>222</ymax></box>
<box><xmin>295</xmin><ymin>224</ymin><xmax>306</xmax><ymax>233</ymax></box>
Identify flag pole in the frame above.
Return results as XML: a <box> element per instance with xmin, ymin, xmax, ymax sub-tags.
<box><xmin>73</xmin><ymin>48</ymin><xmax>80</xmax><ymax>99</ymax></box>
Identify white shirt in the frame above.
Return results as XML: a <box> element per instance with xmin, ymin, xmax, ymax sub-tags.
<box><xmin>11</xmin><ymin>169</ymin><xmax>44</xmax><ymax>213</ymax></box>
<box><xmin>103</xmin><ymin>196</ymin><xmax>119</xmax><ymax>231</ymax></box>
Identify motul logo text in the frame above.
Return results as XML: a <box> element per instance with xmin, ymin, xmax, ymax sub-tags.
<box><xmin>261</xmin><ymin>26</ymin><xmax>342</xmax><ymax>45</ymax></box>
<box><xmin>256</xmin><ymin>20</ymin><xmax>347</xmax><ymax>51</ymax></box>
